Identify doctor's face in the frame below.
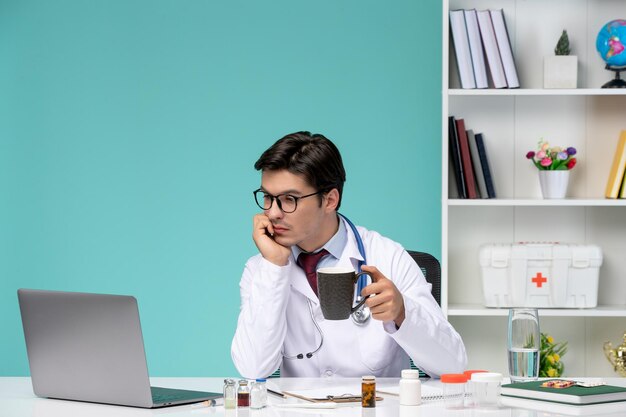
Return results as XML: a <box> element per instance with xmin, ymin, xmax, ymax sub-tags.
<box><xmin>259</xmin><ymin>169</ymin><xmax>334</xmax><ymax>252</ymax></box>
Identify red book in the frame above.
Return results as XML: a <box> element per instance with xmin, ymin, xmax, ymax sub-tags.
<box><xmin>455</xmin><ymin>119</ymin><xmax>478</xmax><ymax>199</ymax></box>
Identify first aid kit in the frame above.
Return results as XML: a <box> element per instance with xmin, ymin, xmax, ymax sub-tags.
<box><xmin>479</xmin><ymin>243</ymin><xmax>603</xmax><ymax>308</ymax></box>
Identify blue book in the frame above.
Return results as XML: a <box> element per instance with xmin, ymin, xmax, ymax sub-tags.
<box><xmin>474</xmin><ymin>133</ymin><xmax>496</xmax><ymax>198</ymax></box>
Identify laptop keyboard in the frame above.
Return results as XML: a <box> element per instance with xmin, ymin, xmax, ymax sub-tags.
<box><xmin>151</xmin><ymin>386</ymin><xmax>212</xmax><ymax>404</ymax></box>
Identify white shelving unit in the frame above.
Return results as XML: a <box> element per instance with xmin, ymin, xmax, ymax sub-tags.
<box><xmin>442</xmin><ymin>0</ymin><xmax>626</xmax><ymax>377</ymax></box>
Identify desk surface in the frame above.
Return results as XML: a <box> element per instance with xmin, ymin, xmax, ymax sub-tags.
<box><xmin>2</xmin><ymin>377</ymin><xmax>626</xmax><ymax>417</ymax></box>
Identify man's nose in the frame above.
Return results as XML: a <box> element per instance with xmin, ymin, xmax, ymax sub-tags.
<box><xmin>266</xmin><ymin>200</ymin><xmax>284</xmax><ymax>219</ymax></box>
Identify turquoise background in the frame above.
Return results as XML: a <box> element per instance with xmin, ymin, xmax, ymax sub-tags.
<box><xmin>0</xmin><ymin>0</ymin><xmax>442</xmax><ymax>376</ymax></box>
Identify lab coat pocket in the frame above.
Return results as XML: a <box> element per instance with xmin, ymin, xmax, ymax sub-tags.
<box><xmin>357</xmin><ymin>322</ymin><xmax>396</xmax><ymax>372</ymax></box>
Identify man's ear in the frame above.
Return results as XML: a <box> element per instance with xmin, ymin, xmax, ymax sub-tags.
<box><xmin>324</xmin><ymin>188</ymin><xmax>340</xmax><ymax>212</ymax></box>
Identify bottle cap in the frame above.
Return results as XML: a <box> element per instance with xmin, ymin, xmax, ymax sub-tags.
<box><xmin>401</xmin><ymin>369</ymin><xmax>421</xmax><ymax>379</ymax></box>
<box><xmin>463</xmin><ymin>370</ymin><xmax>488</xmax><ymax>378</ymax></box>
<box><xmin>440</xmin><ymin>373</ymin><xmax>468</xmax><ymax>383</ymax></box>
<box><xmin>224</xmin><ymin>378</ymin><xmax>235</xmax><ymax>384</ymax></box>
<box><xmin>470</xmin><ymin>372</ymin><xmax>503</xmax><ymax>382</ymax></box>
<box><xmin>362</xmin><ymin>375</ymin><xmax>376</xmax><ymax>381</ymax></box>
<box><xmin>255</xmin><ymin>378</ymin><xmax>266</xmax><ymax>382</ymax></box>
<box><xmin>238</xmin><ymin>379</ymin><xmax>248</xmax><ymax>384</ymax></box>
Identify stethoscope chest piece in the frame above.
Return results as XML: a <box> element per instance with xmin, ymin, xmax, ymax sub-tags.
<box><xmin>351</xmin><ymin>300</ymin><xmax>371</xmax><ymax>325</ymax></box>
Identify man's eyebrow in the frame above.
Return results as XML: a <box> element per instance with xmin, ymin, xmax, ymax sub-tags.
<box><xmin>259</xmin><ymin>187</ymin><xmax>304</xmax><ymax>195</ymax></box>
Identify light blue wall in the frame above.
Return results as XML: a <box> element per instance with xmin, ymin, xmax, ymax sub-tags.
<box><xmin>0</xmin><ymin>0</ymin><xmax>442</xmax><ymax>376</ymax></box>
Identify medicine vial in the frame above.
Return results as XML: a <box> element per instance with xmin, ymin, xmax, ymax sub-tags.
<box><xmin>237</xmin><ymin>379</ymin><xmax>249</xmax><ymax>407</ymax></box>
<box><xmin>441</xmin><ymin>373</ymin><xmax>468</xmax><ymax>409</ymax></box>
<box><xmin>399</xmin><ymin>369</ymin><xmax>422</xmax><ymax>406</ymax></box>
<box><xmin>470</xmin><ymin>372</ymin><xmax>502</xmax><ymax>409</ymax></box>
<box><xmin>223</xmin><ymin>378</ymin><xmax>236</xmax><ymax>409</ymax></box>
<box><xmin>361</xmin><ymin>375</ymin><xmax>376</xmax><ymax>408</ymax></box>
<box><xmin>250</xmin><ymin>378</ymin><xmax>267</xmax><ymax>409</ymax></box>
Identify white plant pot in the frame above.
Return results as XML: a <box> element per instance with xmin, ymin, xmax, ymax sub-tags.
<box><xmin>538</xmin><ymin>170</ymin><xmax>570</xmax><ymax>199</ymax></box>
<box><xmin>544</xmin><ymin>56</ymin><xmax>578</xmax><ymax>89</ymax></box>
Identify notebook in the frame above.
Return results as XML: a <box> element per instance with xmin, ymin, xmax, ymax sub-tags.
<box><xmin>18</xmin><ymin>288</ymin><xmax>221</xmax><ymax>408</ymax></box>
<box><xmin>501</xmin><ymin>380</ymin><xmax>626</xmax><ymax>405</ymax></box>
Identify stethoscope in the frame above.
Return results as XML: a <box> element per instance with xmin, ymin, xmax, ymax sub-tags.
<box><xmin>282</xmin><ymin>213</ymin><xmax>370</xmax><ymax>360</ymax></box>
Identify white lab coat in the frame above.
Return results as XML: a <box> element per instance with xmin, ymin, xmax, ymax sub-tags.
<box><xmin>231</xmin><ymin>218</ymin><xmax>467</xmax><ymax>379</ymax></box>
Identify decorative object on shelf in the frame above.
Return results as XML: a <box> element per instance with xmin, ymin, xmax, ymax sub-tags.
<box><xmin>526</xmin><ymin>139</ymin><xmax>577</xmax><ymax>199</ymax></box>
<box><xmin>544</xmin><ymin>30</ymin><xmax>578</xmax><ymax>89</ymax></box>
<box><xmin>596</xmin><ymin>19</ymin><xmax>626</xmax><ymax>88</ymax></box>
<box><xmin>539</xmin><ymin>333</ymin><xmax>567</xmax><ymax>377</ymax></box>
<box><xmin>603</xmin><ymin>332</ymin><xmax>626</xmax><ymax>377</ymax></box>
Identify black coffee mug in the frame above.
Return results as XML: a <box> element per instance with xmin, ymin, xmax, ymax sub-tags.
<box><xmin>317</xmin><ymin>267</ymin><xmax>372</xmax><ymax>320</ymax></box>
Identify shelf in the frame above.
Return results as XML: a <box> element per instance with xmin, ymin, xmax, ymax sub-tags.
<box><xmin>448</xmin><ymin>88</ymin><xmax>626</xmax><ymax>97</ymax></box>
<box><xmin>448</xmin><ymin>304</ymin><xmax>626</xmax><ymax>317</ymax></box>
<box><xmin>447</xmin><ymin>199</ymin><xmax>626</xmax><ymax>207</ymax></box>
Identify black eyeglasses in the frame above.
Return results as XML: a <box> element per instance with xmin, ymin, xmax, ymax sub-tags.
<box><xmin>253</xmin><ymin>189</ymin><xmax>324</xmax><ymax>213</ymax></box>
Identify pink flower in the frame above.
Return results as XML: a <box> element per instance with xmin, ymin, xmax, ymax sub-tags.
<box><xmin>537</xmin><ymin>150</ymin><xmax>546</xmax><ymax>159</ymax></box>
<box><xmin>541</xmin><ymin>157</ymin><xmax>552</xmax><ymax>167</ymax></box>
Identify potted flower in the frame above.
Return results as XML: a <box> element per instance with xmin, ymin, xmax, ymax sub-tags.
<box><xmin>544</xmin><ymin>30</ymin><xmax>578</xmax><ymax>89</ymax></box>
<box><xmin>526</xmin><ymin>139</ymin><xmax>577</xmax><ymax>198</ymax></box>
<box><xmin>540</xmin><ymin>333</ymin><xmax>568</xmax><ymax>377</ymax></box>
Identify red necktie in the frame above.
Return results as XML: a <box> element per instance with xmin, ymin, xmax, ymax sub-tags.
<box><xmin>297</xmin><ymin>249</ymin><xmax>329</xmax><ymax>296</ymax></box>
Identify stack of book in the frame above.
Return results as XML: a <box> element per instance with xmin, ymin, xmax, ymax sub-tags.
<box><xmin>605</xmin><ymin>130</ymin><xmax>626</xmax><ymax>199</ymax></box>
<box><xmin>448</xmin><ymin>116</ymin><xmax>495</xmax><ymax>199</ymax></box>
<box><xmin>449</xmin><ymin>9</ymin><xmax>519</xmax><ymax>89</ymax></box>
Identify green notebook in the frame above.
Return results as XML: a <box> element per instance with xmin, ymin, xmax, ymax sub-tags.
<box><xmin>501</xmin><ymin>380</ymin><xmax>626</xmax><ymax>405</ymax></box>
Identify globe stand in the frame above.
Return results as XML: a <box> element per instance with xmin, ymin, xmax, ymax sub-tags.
<box><xmin>602</xmin><ymin>64</ymin><xmax>626</xmax><ymax>88</ymax></box>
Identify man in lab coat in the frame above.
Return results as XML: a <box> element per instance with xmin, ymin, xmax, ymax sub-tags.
<box><xmin>232</xmin><ymin>131</ymin><xmax>467</xmax><ymax>378</ymax></box>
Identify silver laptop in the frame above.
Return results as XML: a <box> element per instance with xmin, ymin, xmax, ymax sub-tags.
<box><xmin>17</xmin><ymin>288</ymin><xmax>221</xmax><ymax>408</ymax></box>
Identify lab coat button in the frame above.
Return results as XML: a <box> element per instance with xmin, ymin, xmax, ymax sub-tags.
<box><xmin>324</xmin><ymin>370</ymin><xmax>333</xmax><ymax>377</ymax></box>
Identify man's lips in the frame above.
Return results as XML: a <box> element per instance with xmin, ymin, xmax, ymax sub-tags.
<box><xmin>273</xmin><ymin>226</ymin><xmax>289</xmax><ymax>234</ymax></box>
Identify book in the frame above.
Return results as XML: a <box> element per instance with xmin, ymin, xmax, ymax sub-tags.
<box><xmin>501</xmin><ymin>380</ymin><xmax>626</xmax><ymax>405</ymax></box>
<box><xmin>475</xmin><ymin>133</ymin><xmax>496</xmax><ymax>198</ymax></box>
<box><xmin>455</xmin><ymin>119</ymin><xmax>478</xmax><ymax>199</ymax></box>
<box><xmin>620</xmin><ymin>164</ymin><xmax>626</xmax><ymax>198</ymax></box>
<box><xmin>476</xmin><ymin>10</ymin><xmax>507</xmax><ymax>88</ymax></box>
<box><xmin>501</xmin><ymin>395</ymin><xmax>626</xmax><ymax>416</ymax></box>
<box><xmin>448</xmin><ymin>116</ymin><xmax>467</xmax><ymax>198</ymax></box>
<box><xmin>490</xmin><ymin>9</ymin><xmax>520</xmax><ymax>88</ymax></box>
<box><xmin>464</xmin><ymin>9</ymin><xmax>488</xmax><ymax>89</ymax></box>
<box><xmin>467</xmin><ymin>129</ymin><xmax>488</xmax><ymax>198</ymax></box>
<box><xmin>449</xmin><ymin>10</ymin><xmax>476</xmax><ymax>89</ymax></box>
<box><xmin>605</xmin><ymin>130</ymin><xmax>626</xmax><ymax>198</ymax></box>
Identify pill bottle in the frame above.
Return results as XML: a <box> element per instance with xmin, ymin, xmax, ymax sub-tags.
<box><xmin>223</xmin><ymin>378</ymin><xmax>236</xmax><ymax>409</ymax></box>
<box><xmin>463</xmin><ymin>370</ymin><xmax>487</xmax><ymax>407</ymax></box>
<box><xmin>441</xmin><ymin>373</ymin><xmax>467</xmax><ymax>409</ymax></box>
<box><xmin>471</xmin><ymin>372</ymin><xmax>502</xmax><ymax>408</ymax></box>
<box><xmin>237</xmin><ymin>379</ymin><xmax>249</xmax><ymax>407</ymax></box>
<box><xmin>361</xmin><ymin>375</ymin><xmax>376</xmax><ymax>408</ymax></box>
<box><xmin>399</xmin><ymin>369</ymin><xmax>422</xmax><ymax>406</ymax></box>
<box><xmin>250</xmin><ymin>378</ymin><xmax>267</xmax><ymax>409</ymax></box>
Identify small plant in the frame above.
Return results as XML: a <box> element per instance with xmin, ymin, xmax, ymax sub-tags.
<box><xmin>540</xmin><ymin>333</ymin><xmax>568</xmax><ymax>377</ymax></box>
<box><xmin>555</xmin><ymin>30</ymin><xmax>571</xmax><ymax>55</ymax></box>
<box><xmin>526</xmin><ymin>139</ymin><xmax>577</xmax><ymax>170</ymax></box>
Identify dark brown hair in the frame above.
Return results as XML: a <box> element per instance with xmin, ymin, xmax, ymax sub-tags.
<box><xmin>254</xmin><ymin>131</ymin><xmax>346</xmax><ymax>209</ymax></box>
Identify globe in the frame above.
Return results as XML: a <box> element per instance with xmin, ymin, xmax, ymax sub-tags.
<box><xmin>596</xmin><ymin>19</ymin><xmax>626</xmax><ymax>67</ymax></box>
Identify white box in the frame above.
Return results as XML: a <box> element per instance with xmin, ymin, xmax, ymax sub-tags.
<box><xmin>479</xmin><ymin>243</ymin><xmax>602</xmax><ymax>308</ymax></box>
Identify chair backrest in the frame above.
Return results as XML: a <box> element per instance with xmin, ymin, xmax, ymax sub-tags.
<box><xmin>406</xmin><ymin>250</ymin><xmax>441</xmax><ymax>377</ymax></box>
<box><xmin>406</xmin><ymin>250</ymin><xmax>441</xmax><ymax>306</ymax></box>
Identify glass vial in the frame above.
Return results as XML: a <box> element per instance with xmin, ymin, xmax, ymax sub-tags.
<box><xmin>237</xmin><ymin>379</ymin><xmax>249</xmax><ymax>407</ymax></box>
<box><xmin>441</xmin><ymin>373</ymin><xmax>467</xmax><ymax>409</ymax></box>
<box><xmin>250</xmin><ymin>378</ymin><xmax>267</xmax><ymax>409</ymax></box>
<box><xmin>223</xmin><ymin>378</ymin><xmax>236</xmax><ymax>409</ymax></box>
<box><xmin>399</xmin><ymin>369</ymin><xmax>422</xmax><ymax>406</ymax></box>
<box><xmin>361</xmin><ymin>375</ymin><xmax>376</xmax><ymax>408</ymax></box>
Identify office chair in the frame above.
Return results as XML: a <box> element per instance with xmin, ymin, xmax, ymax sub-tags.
<box><xmin>269</xmin><ymin>250</ymin><xmax>441</xmax><ymax>379</ymax></box>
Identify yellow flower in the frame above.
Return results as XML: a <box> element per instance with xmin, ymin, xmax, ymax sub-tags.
<box><xmin>547</xmin><ymin>355</ymin><xmax>555</xmax><ymax>364</ymax></box>
<box><xmin>547</xmin><ymin>368</ymin><xmax>558</xmax><ymax>377</ymax></box>
<box><xmin>547</xmin><ymin>336</ymin><xmax>554</xmax><ymax>344</ymax></box>
<box><xmin>553</xmin><ymin>353</ymin><xmax>560</xmax><ymax>362</ymax></box>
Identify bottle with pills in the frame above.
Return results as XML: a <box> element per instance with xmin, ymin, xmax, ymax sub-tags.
<box><xmin>399</xmin><ymin>369</ymin><xmax>422</xmax><ymax>406</ymax></box>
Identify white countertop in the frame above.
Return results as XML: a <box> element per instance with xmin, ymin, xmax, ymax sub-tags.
<box><xmin>2</xmin><ymin>377</ymin><xmax>626</xmax><ymax>417</ymax></box>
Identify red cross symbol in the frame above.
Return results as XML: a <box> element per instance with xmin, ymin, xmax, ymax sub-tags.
<box><xmin>532</xmin><ymin>272</ymin><xmax>548</xmax><ymax>288</ymax></box>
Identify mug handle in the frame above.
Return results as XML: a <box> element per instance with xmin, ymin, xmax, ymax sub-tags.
<box><xmin>351</xmin><ymin>271</ymin><xmax>371</xmax><ymax>313</ymax></box>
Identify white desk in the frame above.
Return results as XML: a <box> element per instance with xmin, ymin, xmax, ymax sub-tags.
<box><xmin>2</xmin><ymin>377</ymin><xmax>626</xmax><ymax>417</ymax></box>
